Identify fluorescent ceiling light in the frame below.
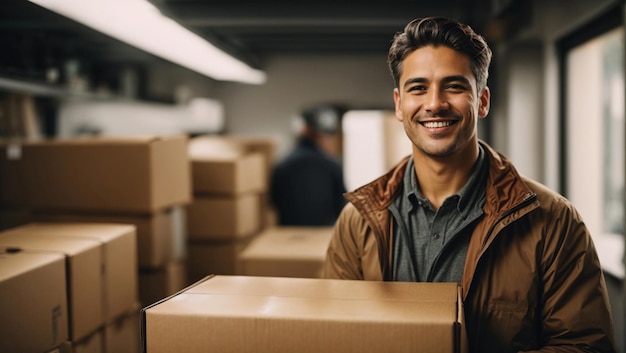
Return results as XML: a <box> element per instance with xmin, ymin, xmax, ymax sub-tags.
<box><xmin>29</xmin><ymin>0</ymin><xmax>267</xmax><ymax>85</ymax></box>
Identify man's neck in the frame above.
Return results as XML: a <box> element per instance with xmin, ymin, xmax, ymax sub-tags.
<box><xmin>412</xmin><ymin>143</ymin><xmax>479</xmax><ymax>210</ymax></box>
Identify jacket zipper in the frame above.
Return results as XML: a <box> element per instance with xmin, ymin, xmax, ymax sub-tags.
<box><xmin>464</xmin><ymin>192</ymin><xmax>538</xmax><ymax>297</ymax></box>
<box><xmin>481</xmin><ymin>192</ymin><xmax>538</xmax><ymax>249</ymax></box>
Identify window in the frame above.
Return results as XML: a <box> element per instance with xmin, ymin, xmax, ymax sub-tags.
<box><xmin>560</xmin><ymin>9</ymin><xmax>624</xmax><ymax>278</ymax></box>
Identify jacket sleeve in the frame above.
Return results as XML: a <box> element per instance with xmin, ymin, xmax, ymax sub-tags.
<box><xmin>322</xmin><ymin>202</ymin><xmax>386</xmax><ymax>281</ymax></box>
<box><xmin>529</xmin><ymin>197</ymin><xmax>616</xmax><ymax>352</ymax></box>
<box><xmin>322</xmin><ymin>203</ymin><xmax>365</xmax><ymax>280</ymax></box>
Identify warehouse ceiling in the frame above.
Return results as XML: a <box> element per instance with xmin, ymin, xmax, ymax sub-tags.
<box><xmin>0</xmin><ymin>0</ymin><xmax>527</xmax><ymax>86</ymax></box>
<box><xmin>147</xmin><ymin>0</ymin><xmax>500</xmax><ymax>68</ymax></box>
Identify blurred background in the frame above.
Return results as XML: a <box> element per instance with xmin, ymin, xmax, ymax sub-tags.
<box><xmin>0</xmin><ymin>0</ymin><xmax>624</xmax><ymax>349</ymax></box>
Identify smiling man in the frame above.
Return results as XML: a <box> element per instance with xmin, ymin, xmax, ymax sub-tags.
<box><xmin>322</xmin><ymin>16</ymin><xmax>616</xmax><ymax>353</ymax></box>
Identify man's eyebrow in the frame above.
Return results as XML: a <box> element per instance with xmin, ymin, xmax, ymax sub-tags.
<box><xmin>402</xmin><ymin>77</ymin><xmax>427</xmax><ymax>88</ymax></box>
<box><xmin>402</xmin><ymin>75</ymin><xmax>471</xmax><ymax>88</ymax></box>
<box><xmin>442</xmin><ymin>75</ymin><xmax>471</xmax><ymax>85</ymax></box>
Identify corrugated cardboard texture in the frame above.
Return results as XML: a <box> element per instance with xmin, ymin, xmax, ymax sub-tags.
<box><xmin>142</xmin><ymin>276</ymin><xmax>465</xmax><ymax>353</ymax></box>
<box><xmin>0</xmin><ymin>135</ymin><xmax>191</xmax><ymax>213</ymax></box>
<box><xmin>0</xmin><ymin>250</ymin><xmax>68</xmax><ymax>353</ymax></box>
<box><xmin>238</xmin><ymin>226</ymin><xmax>333</xmax><ymax>278</ymax></box>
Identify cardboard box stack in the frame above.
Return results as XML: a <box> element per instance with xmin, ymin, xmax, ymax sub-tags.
<box><xmin>186</xmin><ymin>135</ymin><xmax>277</xmax><ymax>282</ymax></box>
<box><xmin>0</xmin><ymin>222</ymin><xmax>138</xmax><ymax>353</ymax></box>
<box><xmin>238</xmin><ymin>226</ymin><xmax>334</xmax><ymax>278</ymax></box>
<box><xmin>141</xmin><ymin>275</ymin><xmax>468</xmax><ymax>353</ymax></box>
<box><xmin>0</xmin><ymin>135</ymin><xmax>193</xmax><ymax>309</ymax></box>
<box><xmin>223</xmin><ymin>135</ymin><xmax>279</xmax><ymax>228</ymax></box>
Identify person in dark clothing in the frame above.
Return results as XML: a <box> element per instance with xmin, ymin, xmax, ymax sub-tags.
<box><xmin>270</xmin><ymin>106</ymin><xmax>347</xmax><ymax>226</ymax></box>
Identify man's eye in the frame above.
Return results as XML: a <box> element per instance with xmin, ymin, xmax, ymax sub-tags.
<box><xmin>408</xmin><ymin>85</ymin><xmax>426</xmax><ymax>92</ymax></box>
<box><xmin>446</xmin><ymin>84</ymin><xmax>466</xmax><ymax>91</ymax></box>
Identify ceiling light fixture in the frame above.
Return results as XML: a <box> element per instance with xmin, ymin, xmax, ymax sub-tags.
<box><xmin>28</xmin><ymin>0</ymin><xmax>267</xmax><ymax>85</ymax></box>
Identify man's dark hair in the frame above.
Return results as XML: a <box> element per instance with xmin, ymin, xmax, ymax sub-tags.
<box><xmin>387</xmin><ymin>16</ymin><xmax>492</xmax><ymax>92</ymax></box>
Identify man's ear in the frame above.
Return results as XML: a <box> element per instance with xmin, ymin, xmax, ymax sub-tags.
<box><xmin>478</xmin><ymin>86</ymin><xmax>490</xmax><ymax>118</ymax></box>
<box><xmin>393</xmin><ymin>88</ymin><xmax>403</xmax><ymax>122</ymax></box>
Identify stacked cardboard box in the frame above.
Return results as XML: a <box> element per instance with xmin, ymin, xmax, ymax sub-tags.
<box><xmin>141</xmin><ymin>275</ymin><xmax>468</xmax><ymax>353</ymax></box>
<box><xmin>0</xmin><ymin>222</ymin><xmax>139</xmax><ymax>353</ymax></box>
<box><xmin>0</xmin><ymin>248</ymin><xmax>67</xmax><ymax>353</ymax></box>
<box><xmin>238</xmin><ymin>226</ymin><xmax>334</xmax><ymax>278</ymax></box>
<box><xmin>186</xmin><ymin>135</ymin><xmax>276</xmax><ymax>282</ymax></box>
<box><xmin>0</xmin><ymin>135</ymin><xmax>192</xmax><ymax>311</ymax></box>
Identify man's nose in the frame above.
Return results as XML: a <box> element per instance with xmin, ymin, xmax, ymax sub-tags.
<box><xmin>424</xmin><ymin>90</ymin><xmax>448</xmax><ymax>113</ymax></box>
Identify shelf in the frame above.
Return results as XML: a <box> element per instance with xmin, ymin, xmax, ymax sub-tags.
<box><xmin>0</xmin><ymin>77</ymin><xmax>116</xmax><ymax>100</ymax></box>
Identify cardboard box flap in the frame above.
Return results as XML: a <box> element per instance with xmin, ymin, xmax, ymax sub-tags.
<box><xmin>0</xmin><ymin>232</ymin><xmax>101</xmax><ymax>255</ymax></box>
<box><xmin>0</xmin><ymin>248</ymin><xmax>65</xmax><ymax>281</ymax></box>
<box><xmin>151</xmin><ymin>292</ymin><xmax>457</xmax><ymax>322</ymax></box>
<box><xmin>6</xmin><ymin>222</ymin><xmax>137</xmax><ymax>242</ymax></box>
<box><xmin>186</xmin><ymin>275</ymin><xmax>459</xmax><ymax>303</ymax></box>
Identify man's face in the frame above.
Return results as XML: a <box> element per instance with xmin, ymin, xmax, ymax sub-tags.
<box><xmin>393</xmin><ymin>45</ymin><xmax>490</xmax><ymax>159</ymax></box>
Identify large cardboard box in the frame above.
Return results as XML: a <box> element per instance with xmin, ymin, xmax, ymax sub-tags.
<box><xmin>0</xmin><ymin>135</ymin><xmax>191</xmax><ymax>213</ymax></box>
<box><xmin>0</xmin><ymin>249</ymin><xmax>68</xmax><ymax>353</ymax></box>
<box><xmin>238</xmin><ymin>226</ymin><xmax>333</xmax><ymax>278</ymax></box>
<box><xmin>0</xmin><ymin>231</ymin><xmax>103</xmax><ymax>341</ymax></box>
<box><xmin>1</xmin><ymin>223</ymin><xmax>138</xmax><ymax>323</ymax></box>
<box><xmin>32</xmin><ymin>205</ymin><xmax>187</xmax><ymax>268</ymax></box>
<box><xmin>141</xmin><ymin>275</ymin><xmax>467</xmax><ymax>353</ymax></box>
<box><xmin>187</xmin><ymin>193</ymin><xmax>260</xmax><ymax>240</ymax></box>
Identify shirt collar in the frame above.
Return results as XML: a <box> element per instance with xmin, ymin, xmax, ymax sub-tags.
<box><xmin>404</xmin><ymin>145</ymin><xmax>487</xmax><ymax>213</ymax></box>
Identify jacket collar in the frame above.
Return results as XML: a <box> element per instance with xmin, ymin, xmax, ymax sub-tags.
<box><xmin>345</xmin><ymin>140</ymin><xmax>534</xmax><ymax>221</ymax></box>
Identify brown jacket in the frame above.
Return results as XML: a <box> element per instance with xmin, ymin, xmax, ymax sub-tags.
<box><xmin>322</xmin><ymin>142</ymin><xmax>616</xmax><ymax>353</ymax></box>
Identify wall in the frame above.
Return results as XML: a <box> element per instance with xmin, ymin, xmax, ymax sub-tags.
<box><xmin>139</xmin><ymin>54</ymin><xmax>395</xmax><ymax>160</ymax></box>
<box><xmin>212</xmin><ymin>54</ymin><xmax>395</xmax><ymax>159</ymax></box>
<box><xmin>493</xmin><ymin>0</ymin><xmax>618</xmax><ymax>190</ymax></box>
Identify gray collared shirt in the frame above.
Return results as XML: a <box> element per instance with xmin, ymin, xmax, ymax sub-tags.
<box><xmin>390</xmin><ymin>146</ymin><xmax>487</xmax><ymax>282</ymax></box>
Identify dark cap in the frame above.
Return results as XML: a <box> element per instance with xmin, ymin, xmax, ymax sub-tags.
<box><xmin>301</xmin><ymin>105</ymin><xmax>345</xmax><ymax>134</ymax></box>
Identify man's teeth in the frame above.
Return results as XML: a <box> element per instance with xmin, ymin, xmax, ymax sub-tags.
<box><xmin>422</xmin><ymin>121</ymin><xmax>453</xmax><ymax>128</ymax></box>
